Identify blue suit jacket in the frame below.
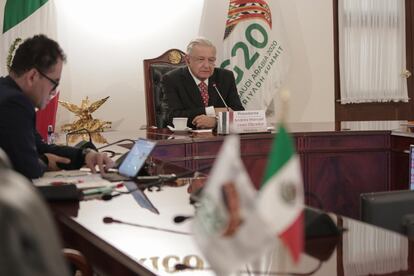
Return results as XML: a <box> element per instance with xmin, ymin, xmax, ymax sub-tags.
<box><xmin>0</xmin><ymin>76</ymin><xmax>84</xmax><ymax>179</ymax></box>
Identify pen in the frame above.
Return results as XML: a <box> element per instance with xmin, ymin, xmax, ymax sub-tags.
<box><xmin>82</xmin><ymin>183</ymin><xmax>124</xmax><ymax>196</ymax></box>
<box><xmin>83</xmin><ymin>186</ymin><xmax>113</xmax><ymax>196</ymax></box>
<box><xmin>50</xmin><ymin>181</ymin><xmax>78</xmax><ymax>186</ymax></box>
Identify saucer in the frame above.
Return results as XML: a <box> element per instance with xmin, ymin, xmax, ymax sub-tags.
<box><xmin>167</xmin><ymin>125</ymin><xmax>191</xmax><ymax>132</ymax></box>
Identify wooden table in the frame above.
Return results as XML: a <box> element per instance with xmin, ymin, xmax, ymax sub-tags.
<box><xmin>50</xmin><ymin>171</ymin><xmax>414</xmax><ymax>276</ymax></box>
<box><xmin>90</xmin><ymin>121</ymin><xmax>414</xmax><ymax>219</ymax></box>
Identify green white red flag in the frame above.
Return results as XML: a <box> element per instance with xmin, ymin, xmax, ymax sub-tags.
<box><xmin>193</xmin><ymin>135</ymin><xmax>271</xmax><ymax>275</ymax></box>
<box><xmin>1</xmin><ymin>0</ymin><xmax>59</xmax><ymax>139</ymax></box>
<box><xmin>256</xmin><ymin>124</ymin><xmax>304</xmax><ymax>263</ymax></box>
<box><xmin>1</xmin><ymin>0</ymin><xmax>57</xmax><ymax>76</ymax></box>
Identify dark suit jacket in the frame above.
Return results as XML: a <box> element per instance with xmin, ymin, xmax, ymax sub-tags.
<box><xmin>0</xmin><ymin>76</ymin><xmax>84</xmax><ymax>179</ymax></box>
<box><xmin>163</xmin><ymin>67</ymin><xmax>244</xmax><ymax>128</ymax></box>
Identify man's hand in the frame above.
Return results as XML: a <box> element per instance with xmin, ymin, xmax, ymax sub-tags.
<box><xmin>192</xmin><ymin>115</ymin><xmax>216</xmax><ymax>129</ymax></box>
<box><xmin>84</xmin><ymin>150</ymin><xmax>115</xmax><ymax>175</ymax></box>
<box><xmin>215</xmin><ymin>107</ymin><xmax>233</xmax><ymax>114</ymax></box>
<box><xmin>44</xmin><ymin>153</ymin><xmax>71</xmax><ymax>171</ymax></box>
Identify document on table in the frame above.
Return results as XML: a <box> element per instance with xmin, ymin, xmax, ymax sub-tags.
<box><xmin>33</xmin><ymin>170</ymin><xmax>116</xmax><ymax>190</ymax></box>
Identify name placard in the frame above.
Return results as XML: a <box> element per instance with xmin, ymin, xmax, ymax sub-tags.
<box><xmin>217</xmin><ymin>110</ymin><xmax>267</xmax><ymax>134</ymax></box>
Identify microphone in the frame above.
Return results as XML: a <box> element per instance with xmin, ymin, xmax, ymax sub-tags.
<box><xmin>65</xmin><ymin>128</ymin><xmax>97</xmax><ymax>151</ymax></box>
<box><xmin>100</xmin><ymin>164</ymin><xmax>212</xmax><ymax>201</ymax></box>
<box><xmin>173</xmin><ymin>215</ymin><xmax>194</xmax><ymax>223</ymax></box>
<box><xmin>103</xmin><ymin>216</ymin><xmax>121</xmax><ymax>223</ymax></box>
<box><xmin>100</xmin><ymin>178</ymin><xmax>169</xmax><ymax>201</ymax></box>
<box><xmin>97</xmin><ymin>138</ymin><xmax>136</xmax><ymax>150</ymax></box>
<box><xmin>175</xmin><ymin>264</ymin><xmax>193</xmax><ymax>271</ymax></box>
<box><xmin>102</xmin><ymin>216</ymin><xmax>191</xmax><ymax>235</ymax></box>
<box><xmin>212</xmin><ymin>83</ymin><xmax>229</xmax><ymax>110</ymax></box>
<box><xmin>101</xmin><ymin>193</ymin><xmax>122</xmax><ymax>201</ymax></box>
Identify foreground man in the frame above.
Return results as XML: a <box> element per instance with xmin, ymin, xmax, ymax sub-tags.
<box><xmin>0</xmin><ymin>35</ymin><xmax>114</xmax><ymax>179</ymax></box>
<box><xmin>163</xmin><ymin>37</ymin><xmax>244</xmax><ymax>129</ymax></box>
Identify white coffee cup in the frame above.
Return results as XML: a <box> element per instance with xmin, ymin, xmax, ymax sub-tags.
<box><xmin>172</xmin><ymin>117</ymin><xmax>188</xmax><ymax>130</ymax></box>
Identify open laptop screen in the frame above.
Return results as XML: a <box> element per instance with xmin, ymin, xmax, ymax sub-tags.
<box><xmin>118</xmin><ymin>139</ymin><xmax>156</xmax><ymax>178</ymax></box>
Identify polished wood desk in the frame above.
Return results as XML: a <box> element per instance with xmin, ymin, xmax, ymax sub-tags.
<box><xmin>95</xmin><ymin>121</ymin><xmax>414</xmax><ymax>219</ymax></box>
<box><xmin>51</xmin><ymin>121</ymin><xmax>414</xmax><ymax>275</ymax></box>
<box><xmin>50</xmin><ymin>173</ymin><xmax>414</xmax><ymax>276</ymax></box>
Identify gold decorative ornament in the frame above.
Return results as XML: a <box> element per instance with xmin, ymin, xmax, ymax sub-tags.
<box><xmin>168</xmin><ymin>50</ymin><xmax>183</xmax><ymax>64</ymax></box>
<box><xmin>59</xmin><ymin>96</ymin><xmax>112</xmax><ymax>144</ymax></box>
<box><xmin>6</xmin><ymin>37</ymin><xmax>22</xmax><ymax>73</ymax></box>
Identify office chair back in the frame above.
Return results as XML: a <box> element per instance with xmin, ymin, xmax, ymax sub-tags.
<box><xmin>0</xmin><ymin>149</ymin><xmax>71</xmax><ymax>276</ymax></box>
<box><xmin>360</xmin><ymin>190</ymin><xmax>414</xmax><ymax>236</ymax></box>
<box><xmin>143</xmin><ymin>49</ymin><xmax>186</xmax><ymax>128</ymax></box>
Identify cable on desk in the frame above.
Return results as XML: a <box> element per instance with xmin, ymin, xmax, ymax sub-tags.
<box><xmin>97</xmin><ymin>138</ymin><xmax>136</xmax><ymax>150</ymax></box>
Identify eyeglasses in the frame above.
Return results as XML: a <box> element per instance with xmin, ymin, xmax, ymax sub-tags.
<box><xmin>190</xmin><ymin>56</ymin><xmax>216</xmax><ymax>65</ymax></box>
<box><xmin>36</xmin><ymin>68</ymin><xmax>59</xmax><ymax>92</ymax></box>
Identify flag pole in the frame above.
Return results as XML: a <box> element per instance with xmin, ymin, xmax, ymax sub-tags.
<box><xmin>279</xmin><ymin>90</ymin><xmax>290</xmax><ymax>125</ymax></box>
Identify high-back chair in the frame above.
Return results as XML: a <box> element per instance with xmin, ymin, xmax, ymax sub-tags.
<box><xmin>143</xmin><ymin>49</ymin><xmax>186</xmax><ymax>128</ymax></box>
<box><xmin>361</xmin><ymin>190</ymin><xmax>414</xmax><ymax>236</ymax></box>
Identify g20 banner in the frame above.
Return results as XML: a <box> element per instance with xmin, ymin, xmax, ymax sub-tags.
<box><xmin>221</xmin><ymin>0</ymin><xmax>289</xmax><ymax>111</ymax></box>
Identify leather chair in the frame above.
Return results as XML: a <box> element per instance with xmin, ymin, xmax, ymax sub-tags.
<box><xmin>361</xmin><ymin>190</ymin><xmax>414</xmax><ymax>236</ymax></box>
<box><xmin>143</xmin><ymin>49</ymin><xmax>186</xmax><ymax>128</ymax></box>
<box><xmin>0</xmin><ymin>148</ymin><xmax>92</xmax><ymax>276</ymax></box>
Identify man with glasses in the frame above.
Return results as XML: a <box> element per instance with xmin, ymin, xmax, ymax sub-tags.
<box><xmin>163</xmin><ymin>37</ymin><xmax>244</xmax><ymax>129</ymax></box>
<box><xmin>0</xmin><ymin>35</ymin><xmax>114</xmax><ymax>179</ymax></box>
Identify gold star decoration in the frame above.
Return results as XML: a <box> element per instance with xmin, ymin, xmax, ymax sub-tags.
<box><xmin>59</xmin><ymin>96</ymin><xmax>112</xmax><ymax>144</ymax></box>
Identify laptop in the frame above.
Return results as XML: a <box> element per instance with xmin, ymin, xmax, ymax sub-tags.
<box><xmin>103</xmin><ymin>138</ymin><xmax>156</xmax><ymax>182</ymax></box>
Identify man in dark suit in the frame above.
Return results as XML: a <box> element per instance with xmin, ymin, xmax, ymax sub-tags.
<box><xmin>163</xmin><ymin>38</ymin><xmax>244</xmax><ymax>129</ymax></box>
<box><xmin>0</xmin><ymin>35</ymin><xmax>114</xmax><ymax>179</ymax></box>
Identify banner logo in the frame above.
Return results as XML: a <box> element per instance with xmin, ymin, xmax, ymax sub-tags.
<box><xmin>224</xmin><ymin>0</ymin><xmax>272</xmax><ymax>39</ymax></box>
<box><xmin>222</xmin><ymin>0</ymin><xmax>287</xmax><ymax>109</ymax></box>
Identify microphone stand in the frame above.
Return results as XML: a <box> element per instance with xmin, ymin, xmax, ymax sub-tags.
<box><xmin>212</xmin><ymin>83</ymin><xmax>230</xmax><ymax>111</ymax></box>
<box><xmin>65</xmin><ymin>128</ymin><xmax>91</xmax><ymax>144</ymax></box>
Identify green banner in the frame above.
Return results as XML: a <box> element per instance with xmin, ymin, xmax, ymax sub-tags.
<box><xmin>3</xmin><ymin>0</ymin><xmax>48</xmax><ymax>33</ymax></box>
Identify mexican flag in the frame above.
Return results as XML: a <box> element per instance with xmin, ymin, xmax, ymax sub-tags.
<box><xmin>1</xmin><ymin>0</ymin><xmax>57</xmax><ymax>76</ymax></box>
<box><xmin>193</xmin><ymin>135</ymin><xmax>271</xmax><ymax>275</ymax></box>
<box><xmin>256</xmin><ymin>124</ymin><xmax>304</xmax><ymax>263</ymax></box>
<box><xmin>221</xmin><ymin>0</ymin><xmax>290</xmax><ymax>114</ymax></box>
<box><xmin>1</xmin><ymin>0</ymin><xmax>59</xmax><ymax>139</ymax></box>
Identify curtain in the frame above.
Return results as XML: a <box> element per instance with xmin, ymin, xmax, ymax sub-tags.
<box><xmin>340</xmin><ymin>120</ymin><xmax>403</xmax><ymax>131</ymax></box>
<box><xmin>342</xmin><ymin>219</ymin><xmax>408</xmax><ymax>276</ymax></box>
<box><xmin>338</xmin><ymin>0</ymin><xmax>408</xmax><ymax>104</ymax></box>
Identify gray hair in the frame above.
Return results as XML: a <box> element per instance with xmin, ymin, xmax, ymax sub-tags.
<box><xmin>186</xmin><ymin>37</ymin><xmax>216</xmax><ymax>55</ymax></box>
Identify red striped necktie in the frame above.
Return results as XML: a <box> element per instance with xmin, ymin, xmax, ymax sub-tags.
<box><xmin>198</xmin><ymin>81</ymin><xmax>209</xmax><ymax>106</ymax></box>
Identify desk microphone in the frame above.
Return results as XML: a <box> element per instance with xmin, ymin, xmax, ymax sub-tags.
<box><xmin>103</xmin><ymin>216</ymin><xmax>191</xmax><ymax>235</ymax></box>
<box><xmin>101</xmin><ymin>177</ymin><xmax>171</xmax><ymax>201</ymax></box>
<box><xmin>97</xmin><ymin>138</ymin><xmax>136</xmax><ymax>150</ymax></box>
<box><xmin>101</xmin><ymin>164</ymin><xmax>213</xmax><ymax>201</ymax></box>
<box><xmin>173</xmin><ymin>215</ymin><xmax>194</xmax><ymax>223</ymax></box>
<box><xmin>212</xmin><ymin>83</ymin><xmax>229</xmax><ymax>110</ymax></box>
<box><xmin>65</xmin><ymin>128</ymin><xmax>97</xmax><ymax>151</ymax></box>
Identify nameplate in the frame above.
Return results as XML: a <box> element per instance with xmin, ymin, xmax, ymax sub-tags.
<box><xmin>217</xmin><ymin>110</ymin><xmax>267</xmax><ymax>134</ymax></box>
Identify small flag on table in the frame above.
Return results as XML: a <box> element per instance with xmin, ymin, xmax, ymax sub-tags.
<box><xmin>256</xmin><ymin>123</ymin><xmax>304</xmax><ymax>263</ymax></box>
<box><xmin>192</xmin><ymin>135</ymin><xmax>270</xmax><ymax>275</ymax></box>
